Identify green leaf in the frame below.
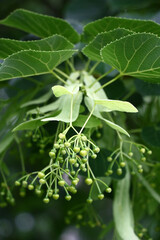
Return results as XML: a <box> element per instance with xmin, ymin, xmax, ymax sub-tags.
<box><xmin>0</xmin><ymin>133</ymin><xmax>14</xmax><ymax>154</ymax></box>
<box><xmin>82</xmin><ymin>28</ymin><xmax>133</xmax><ymax>61</ymax></box>
<box><xmin>0</xmin><ymin>49</ymin><xmax>76</xmax><ymax>81</ymax></box>
<box><xmin>73</xmin><ymin>114</ymin><xmax>101</xmax><ymax>128</ymax></box>
<box><xmin>141</xmin><ymin>124</ymin><xmax>160</xmax><ymax>147</ymax></box>
<box><xmin>101</xmin><ymin>33</ymin><xmax>160</xmax><ymax>83</ymax></box>
<box><xmin>82</xmin><ymin>16</ymin><xmax>160</xmax><ymax>43</ymax></box>
<box><xmin>136</xmin><ymin>172</ymin><xmax>160</xmax><ymax>204</ymax></box>
<box><xmin>0</xmin><ymin>35</ymin><xmax>74</xmax><ymax>59</ymax></box>
<box><xmin>21</xmin><ymin>90</ymin><xmax>53</xmax><ymax>108</ymax></box>
<box><xmin>0</xmin><ymin>9</ymin><xmax>80</xmax><ymax>44</ymax></box>
<box><xmin>12</xmin><ymin>116</ymin><xmax>47</xmax><ymax>131</ymax></box>
<box><xmin>94</xmin><ymin>99</ymin><xmax>138</xmax><ymax>113</ymax></box>
<box><xmin>42</xmin><ymin>92</ymin><xmax>83</xmax><ymax>123</ymax></box>
<box><xmin>27</xmin><ymin>99</ymin><xmax>61</xmax><ymax>115</ymax></box>
<box><xmin>113</xmin><ymin>168</ymin><xmax>139</xmax><ymax>240</ymax></box>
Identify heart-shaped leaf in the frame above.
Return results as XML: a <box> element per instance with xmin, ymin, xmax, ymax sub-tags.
<box><xmin>0</xmin><ymin>49</ymin><xmax>76</xmax><ymax>81</ymax></box>
<box><xmin>82</xmin><ymin>16</ymin><xmax>160</xmax><ymax>43</ymax></box>
<box><xmin>0</xmin><ymin>35</ymin><xmax>74</xmax><ymax>59</ymax></box>
<box><xmin>0</xmin><ymin>9</ymin><xmax>80</xmax><ymax>44</ymax></box>
<box><xmin>82</xmin><ymin>28</ymin><xmax>133</xmax><ymax>61</ymax></box>
<box><xmin>101</xmin><ymin>33</ymin><xmax>160</xmax><ymax>83</ymax></box>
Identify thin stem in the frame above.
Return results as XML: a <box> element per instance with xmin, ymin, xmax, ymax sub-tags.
<box><xmin>50</xmin><ymin>71</ymin><xmax>67</xmax><ymax>85</ymax></box>
<box><xmin>89</xmin><ymin>68</ymin><xmax>114</xmax><ymax>88</ymax></box>
<box><xmin>95</xmin><ymin>74</ymin><xmax>122</xmax><ymax>93</ymax></box>
<box><xmin>67</xmin><ymin>60</ymin><xmax>75</xmax><ymax>72</ymax></box>
<box><xmin>89</xmin><ymin>62</ymin><xmax>100</xmax><ymax>74</ymax></box>
<box><xmin>15</xmin><ymin>135</ymin><xmax>25</xmax><ymax>174</ymax></box>
<box><xmin>79</xmin><ymin>106</ymin><xmax>95</xmax><ymax>134</ymax></box>
<box><xmin>54</xmin><ymin>68</ymin><xmax>70</xmax><ymax>79</ymax></box>
<box><xmin>85</xmin><ymin>59</ymin><xmax>91</xmax><ymax>71</ymax></box>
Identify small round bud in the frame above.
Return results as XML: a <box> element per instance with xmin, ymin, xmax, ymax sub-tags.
<box><xmin>128</xmin><ymin>152</ymin><xmax>133</xmax><ymax>157</ymax></box>
<box><xmin>58</xmin><ymin>180</ymin><xmax>66</xmax><ymax>187</ymax></box>
<box><xmin>81</xmin><ymin>136</ymin><xmax>87</xmax><ymax>141</ymax></box>
<box><xmin>73</xmin><ymin>147</ymin><xmax>80</xmax><ymax>153</ymax></box>
<box><xmin>120</xmin><ymin>162</ymin><xmax>126</xmax><ymax>167</ymax></box>
<box><xmin>141</xmin><ymin>157</ymin><xmax>146</xmax><ymax>162</ymax></box>
<box><xmin>138</xmin><ymin>232</ymin><xmax>143</xmax><ymax>238</ymax></box>
<box><xmin>84</xmin><ymin>147</ymin><xmax>90</xmax><ymax>152</ymax></box>
<box><xmin>54</xmin><ymin>143</ymin><xmax>60</xmax><ymax>149</ymax></box>
<box><xmin>107</xmin><ymin>157</ymin><xmax>112</xmax><ymax>162</ymax></box>
<box><xmin>147</xmin><ymin>150</ymin><xmax>152</xmax><ymax>155</ymax></box>
<box><xmin>82</xmin><ymin>158</ymin><xmax>88</xmax><ymax>163</ymax></box>
<box><xmin>138</xmin><ymin>164</ymin><xmax>142</xmax><ymax>169</ymax></box>
<box><xmin>39</xmin><ymin>149</ymin><xmax>44</xmax><ymax>154</ymax></box>
<box><xmin>20</xmin><ymin>191</ymin><xmax>26</xmax><ymax>197</ymax></box>
<box><xmin>65</xmin><ymin>195</ymin><xmax>72</xmax><ymax>201</ymax></box>
<box><xmin>140</xmin><ymin>148</ymin><xmax>145</xmax><ymax>153</ymax></box>
<box><xmin>72</xmin><ymin>178</ymin><xmax>79</xmax><ymax>186</ymax></box>
<box><xmin>70</xmin><ymin>171</ymin><xmax>76</xmax><ymax>176</ymax></box>
<box><xmin>15</xmin><ymin>181</ymin><xmax>21</xmax><ymax>186</ymax></box>
<box><xmin>98</xmin><ymin>193</ymin><xmax>104</xmax><ymax>200</ymax></box>
<box><xmin>106</xmin><ymin>187</ymin><xmax>112</xmax><ymax>193</ymax></box>
<box><xmin>85</xmin><ymin>178</ymin><xmax>93</xmax><ymax>185</ymax></box>
<box><xmin>58</xmin><ymin>133</ymin><xmax>65</xmax><ymax>140</ymax></box>
<box><xmin>80</xmin><ymin>150</ymin><xmax>88</xmax><ymax>157</ymax></box>
<box><xmin>39</xmin><ymin>179</ymin><xmax>46</xmax><ymax>184</ymax></box>
<box><xmin>117</xmin><ymin>168</ymin><xmax>122</xmax><ymax>175</ymax></box>
<box><xmin>28</xmin><ymin>184</ymin><xmax>34</xmax><ymax>190</ymax></box>
<box><xmin>82</xmin><ymin>167</ymin><xmax>87</xmax><ymax>172</ymax></box>
<box><xmin>96</xmin><ymin>132</ymin><xmax>101</xmax><ymax>138</ymax></box>
<box><xmin>91</xmin><ymin>154</ymin><xmax>97</xmax><ymax>159</ymax></box>
<box><xmin>35</xmin><ymin>189</ymin><xmax>41</xmax><ymax>195</ymax></box>
<box><xmin>77</xmin><ymin>214</ymin><xmax>83</xmax><ymax>220</ymax></box>
<box><xmin>74</xmin><ymin>163</ymin><xmax>79</xmax><ymax>168</ymax></box>
<box><xmin>53</xmin><ymin>193</ymin><xmax>59</xmax><ymax>200</ymax></box>
<box><xmin>61</xmin><ymin>149</ymin><xmax>66</xmax><ymax>155</ymax></box>
<box><xmin>22</xmin><ymin>181</ymin><xmax>27</xmax><ymax>188</ymax></box>
<box><xmin>93</xmin><ymin>147</ymin><xmax>100</xmax><ymax>153</ymax></box>
<box><xmin>80</xmin><ymin>163</ymin><xmax>86</xmax><ymax>169</ymax></box>
<box><xmin>38</xmin><ymin>172</ymin><xmax>45</xmax><ymax>179</ymax></box>
<box><xmin>86</xmin><ymin>198</ymin><xmax>93</xmax><ymax>204</ymax></box>
<box><xmin>49</xmin><ymin>151</ymin><xmax>56</xmax><ymax>158</ymax></box>
<box><xmin>69</xmin><ymin>158</ymin><xmax>76</xmax><ymax>164</ymax></box>
<box><xmin>64</xmin><ymin>142</ymin><xmax>71</xmax><ymax>147</ymax></box>
<box><xmin>107</xmin><ymin>169</ymin><xmax>113</xmax><ymax>175</ymax></box>
<box><xmin>138</xmin><ymin>168</ymin><xmax>143</xmax><ymax>173</ymax></box>
<box><xmin>43</xmin><ymin>198</ymin><xmax>50</xmax><ymax>204</ymax></box>
<box><xmin>48</xmin><ymin>190</ymin><xmax>53</xmax><ymax>197</ymax></box>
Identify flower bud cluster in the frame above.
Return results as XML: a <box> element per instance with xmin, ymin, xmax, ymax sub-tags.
<box><xmin>105</xmin><ymin>141</ymin><xmax>152</xmax><ymax>176</ymax></box>
<box><xmin>0</xmin><ymin>182</ymin><xmax>15</xmax><ymax>208</ymax></box>
<box><xmin>15</xmin><ymin>130</ymin><xmax>111</xmax><ymax>203</ymax></box>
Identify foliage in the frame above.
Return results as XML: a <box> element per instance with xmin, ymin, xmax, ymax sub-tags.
<box><xmin>0</xmin><ymin>6</ymin><xmax>160</xmax><ymax>240</ymax></box>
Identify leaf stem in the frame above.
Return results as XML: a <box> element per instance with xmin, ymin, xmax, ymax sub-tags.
<box><xmin>89</xmin><ymin>68</ymin><xmax>114</xmax><ymax>88</ymax></box>
<box><xmin>50</xmin><ymin>71</ymin><xmax>67</xmax><ymax>85</ymax></box>
<box><xmin>89</xmin><ymin>62</ymin><xmax>100</xmax><ymax>74</ymax></box>
<box><xmin>95</xmin><ymin>74</ymin><xmax>122</xmax><ymax>93</ymax></box>
<box><xmin>70</xmin><ymin>95</ymin><xmax>74</xmax><ymax>127</ymax></box>
<box><xmin>67</xmin><ymin>59</ymin><xmax>75</xmax><ymax>72</ymax></box>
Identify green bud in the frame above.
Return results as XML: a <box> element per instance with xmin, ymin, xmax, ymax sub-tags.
<box><xmin>53</xmin><ymin>193</ymin><xmax>59</xmax><ymax>200</ymax></box>
<box><xmin>58</xmin><ymin>133</ymin><xmax>65</xmax><ymax>140</ymax></box>
<box><xmin>65</xmin><ymin>195</ymin><xmax>72</xmax><ymax>201</ymax></box>
<box><xmin>64</xmin><ymin>142</ymin><xmax>71</xmax><ymax>147</ymax></box>
<box><xmin>39</xmin><ymin>179</ymin><xmax>46</xmax><ymax>184</ymax></box>
<box><xmin>85</xmin><ymin>178</ymin><xmax>93</xmax><ymax>185</ymax></box>
<box><xmin>58</xmin><ymin>180</ymin><xmax>66</xmax><ymax>187</ymax></box>
<box><xmin>73</xmin><ymin>147</ymin><xmax>80</xmax><ymax>153</ymax></box>
<box><xmin>98</xmin><ymin>193</ymin><xmax>104</xmax><ymax>200</ymax></box>
<box><xmin>117</xmin><ymin>168</ymin><xmax>122</xmax><ymax>175</ymax></box>
<box><xmin>86</xmin><ymin>198</ymin><xmax>93</xmax><ymax>204</ymax></box>
<box><xmin>140</xmin><ymin>148</ymin><xmax>145</xmax><ymax>153</ymax></box>
<box><xmin>120</xmin><ymin>162</ymin><xmax>126</xmax><ymax>167</ymax></box>
<box><xmin>128</xmin><ymin>152</ymin><xmax>133</xmax><ymax>157</ymax></box>
<box><xmin>106</xmin><ymin>187</ymin><xmax>112</xmax><ymax>193</ymax></box>
<box><xmin>93</xmin><ymin>147</ymin><xmax>100</xmax><ymax>153</ymax></box>
<box><xmin>107</xmin><ymin>157</ymin><xmax>112</xmax><ymax>162</ymax></box>
<box><xmin>15</xmin><ymin>181</ymin><xmax>21</xmax><ymax>186</ymax></box>
<box><xmin>28</xmin><ymin>184</ymin><xmax>34</xmax><ymax>190</ymax></box>
<box><xmin>43</xmin><ymin>198</ymin><xmax>50</xmax><ymax>204</ymax></box>
<box><xmin>38</xmin><ymin>172</ymin><xmax>45</xmax><ymax>179</ymax></box>
<box><xmin>69</xmin><ymin>158</ymin><xmax>76</xmax><ymax>164</ymax></box>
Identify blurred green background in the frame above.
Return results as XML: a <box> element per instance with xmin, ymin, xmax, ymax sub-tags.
<box><xmin>0</xmin><ymin>0</ymin><xmax>160</xmax><ymax>240</ymax></box>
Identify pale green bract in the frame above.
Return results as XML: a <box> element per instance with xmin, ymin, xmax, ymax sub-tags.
<box><xmin>94</xmin><ymin>99</ymin><xmax>138</xmax><ymax>113</ymax></box>
<box><xmin>113</xmin><ymin>168</ymin><xmax>139</xmax><ymax>240</ymax></box>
